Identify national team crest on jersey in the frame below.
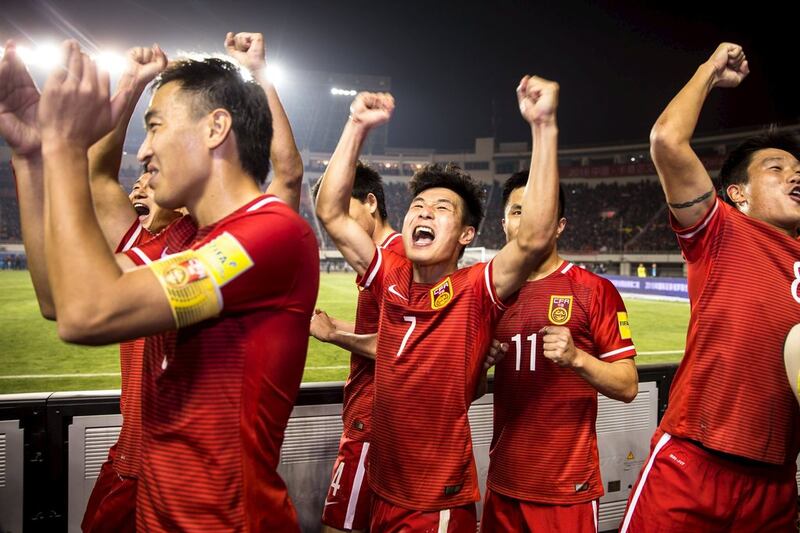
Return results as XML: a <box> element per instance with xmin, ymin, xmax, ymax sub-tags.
<box><xmin>548</xmin><ymin>295</ymin><xmax>573</xmax><ymax>325</ymax></box>
<box><xmin>430</xmin><ymin>277</ymin><xmax>454</xmax><ymax>309</ymax></box>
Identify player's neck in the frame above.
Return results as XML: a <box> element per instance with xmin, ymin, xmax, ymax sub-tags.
<box><xmin>412</xmin><ymin>259</ymin><xmax>458</xmax><ymax>285</ymax></box>
<box><xmin>188</xmin><ymin>168</ymin><xmax>262</xmax><ymax>227</ymax></box>
<box><xmin>526</xmin><ymin>248</ymin><xmax>563</xmax><ymax>281</ymax></box>
<box><xmin>371</xmin><ymin>221</ymin><xmax>396</xmax><ymax>245</ymax></box>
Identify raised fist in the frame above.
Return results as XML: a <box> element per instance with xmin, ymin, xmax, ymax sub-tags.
<box><xmin>224</xmin><ymin>32</ymin><xmax>266</xmax><ymax>75</ymax></box>
<box><xmin>349</xmin><ymin>92</ymin><xmax>395</xmax><ymax>130</ymax></box>
<box><xmin>117</xmin><ymin>44</ymin><xmax>168</xmax><ymax>94</ymax></box>
<box><xmin>38</xmin><ymin>40</ymin><xmax>130</xmax><ymax>150</ymax></box>
<box><xmin>0</xmin><ymin>40</ymin><xmax>42</xmax><ymax>156</ymax></box>
<box><xmin>517</xmin><ymin>75</ymin><xmax>559</xmax><ymax>126</ymax></box>
<box><xmin>707</xmin><ymin>42</ymin><xmax>749</xmax><ymax>89</ymax></box>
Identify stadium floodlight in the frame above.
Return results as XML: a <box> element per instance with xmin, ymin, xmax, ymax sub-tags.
<box><xmin>266</xmin><ymin>63</ymin><xmax>287</xmax><ymax>85</ymax></box>
<box><xmin>93</xmin><ymin>50</ymin><xmax>126</xmax><ymax>76</ymax></box>
<box><xmin>15</xmin><ymin>43</ymin><xmax>63</xmax><ymax>71</ymax></box>
<box><xmin>330</xmin><ymin>87</ymin><xmax>357</xmax><ymax>96</ymax></box>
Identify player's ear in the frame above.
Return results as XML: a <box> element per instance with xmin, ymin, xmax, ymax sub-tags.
<box><xmin>726</xmin><ymin>183</ymin><xmax>747</xmax><ymax>209</ymax></box>
<box><xmin>206</xmin><ymin>108</ymin><xmax>233</xmax><ymax>150</ymax></box>
<box><xmin>366</xmin><ymin>193</ymin><xmax>378</xmax><ymax>215</ymax></box>
<box><xmin>459</xmin><ymin>225</ymin><xmax>476</xmax><ymax>247</ymax></box>
<box><xmin>556</xmin><ymin>217</ymin><xmax>567</xmax><ymax>239</ymax></box>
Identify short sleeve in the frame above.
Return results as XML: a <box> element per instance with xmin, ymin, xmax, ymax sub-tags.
<box><xmin>115</xmin><ymin>219</ymin><xmax>146</xmax><ymax>253</ymax></box>
<box><xmin>668</xmin><ymin>197</ymin><xmax>728</xmax><ymax>264</ymax></box>
<box><xmin>589</xmin><ymin>278</ymin><xmax>637</xmax><ymax>362</ymax></box>
<box><xmin>205</xmin><ymin>208</ymin><xmax>319</xmax><ymax>314</ymax></box>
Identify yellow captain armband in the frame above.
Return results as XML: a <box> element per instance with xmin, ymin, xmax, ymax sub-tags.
<box><xmin>149</xmin><ymin>231</ymin><xmax>254</xmax><ymax>328</ymax></box>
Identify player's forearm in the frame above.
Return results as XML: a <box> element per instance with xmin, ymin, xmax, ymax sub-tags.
<box><xmin>518</xmin><ymin>121</ymin><xmax>559</xmax><ymax>256</ymax></box>
<box><xmin>326</xmin><ymin>331</ymin><xmax>377</xmax><ymax>360</ymax></box>
<box><xmin>43</xmin><ymin>144</ymin><xmax>127</xmax><ymax>337</ymax></box>
<box><xmin>573</xmin><ymin>352</ymin><xmax>638</xmax><ymax>403</ymax></box>
<box><xmin>315</xmin><ymin>120</ymin><xmax>367</xmax><ymax>224</ymax></box>
<box><xmin>258</xmin><ymin>74</ymin><xmax>303</xmax><ymax>211</ymax></box>
<box><xmin>12</xmin><ymin>154</ymin><xmax>56</xmax><ymax>319</ymax></box>
<box><xmin>330</xmin><ymin>317</ymin><xmax>356</xmax><ymax>334</ymax></box>
<box><xmin>650</xmin><ymin>62</ymin><xmax>716</xmax><ymax>161</ymax></box>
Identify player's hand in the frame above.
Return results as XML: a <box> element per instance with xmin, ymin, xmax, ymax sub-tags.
<box><xmin>483</xmin><ymin>339</ymin><xmax>509</xmax><ymax>371</ymax></box>
<box><xmin>310</xmin><ymin>308</ymin><xmax>336</xmax><ymax>342</ymax></box>
<box><xmin>116</xmin><ymin>44</ymin><xmax>168</xmax><ymax>94</ymax></box>
<box><xmin>0</xmin><ymin>40</ymin><xmax>42</xmax><ymax>157</ymax></box>
<box><xmin>539</xmin><ymin>325</ymin><xmax>580</xmax><ymax>368</ymax></box>
<box><xmin>349</xmin><ymin>92</ymin><xmax>394</xmax><ymax>130</ymax></box>
<box><xmin>224</xmin><ymin>32</ymin><xmax>267</xmax><ymax>75</ymax></box>
<box><xmin>706</xmin><ymin>43</ymin><xmax>749</xmax><ymax>89</ymax></box>
<box><xmin>38</xmin><ymin>40</ymin><xmax>131</xmax><ymax>150</ymax></box>
<box><xmin>517</xmin><ymin>75</ymin><xmax>559</xmax><ymax>126</ymax></box>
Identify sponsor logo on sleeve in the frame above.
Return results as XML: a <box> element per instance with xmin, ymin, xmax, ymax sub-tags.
<box><xmin>617</xmin><ymin>312</ymin><xmax>632</xmax><ymax>340</ymax></box>
<box><xmin>548</xmin><ymin>295</ymin><xmax>573</xmax><ymax>325</ymax></box>
<box><xmin>430</xmin><ymin>277</ymin><xmax>454</xmax><ymax>310</ymax></box>
<box><xmin>195</xmin><ymin>232</ymin><xmax>254</xmax><ymax>287</ymax></box>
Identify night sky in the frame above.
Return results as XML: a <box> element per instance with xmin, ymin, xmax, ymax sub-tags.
<box><xmin>1</xmin><ymin>0</ymin><xmax>797</xmax><ymax>150</ymax></box>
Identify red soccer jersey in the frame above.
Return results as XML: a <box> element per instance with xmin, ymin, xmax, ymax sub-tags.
<box><xmin>125</xmin><ymin>195</ymin><xmax>319</xmax><ymax>532</ymax></box>
<box><xmin>359</xmin><ymin>248</ymin><xmax>508</xmax><ymax>511</ymax></box>
<box><xmin>660</xmin><ymin>197</ymin><xmax>800</xmax><ymax>464</ymax></box>
<box><xmin>113</xmin><ymin>216</ymin><xmax>198</xmax><ymax>478</ymax></box>
<box><xmin>488</xmin><ymin>261</ymin><xmax>636</xmax><ymax>504</ymax></box>
<box><xmin>342</xmin><ymin>231</ymin><xmax>404</xmax><ymax>440</ymax></box>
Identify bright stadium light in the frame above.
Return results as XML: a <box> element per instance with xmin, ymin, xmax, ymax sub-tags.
<box><xmin>330</xmin><ymin>87</ymin><xmax>357</xmax><ymax>96</ymax></box>
<box><xmin>93</xmin><ymin>51</ymin><xmax>126</xmax><ymax>76</ymax></box>
<box><xmin>266</xmin><ymin>63</ymin><xmax>287</xmax><ymax>85</ymax></box>
<box><xmin>15</xmin><ymin>43</ymin><xmax>63</xmax><ymax>71</ymax></box>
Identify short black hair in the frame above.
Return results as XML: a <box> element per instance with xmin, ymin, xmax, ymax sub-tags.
<box><xmin>501</xmin><ymin>170</ymin><xmax>565</xmax><ymax>219</ymax></box>
<box><xmin>408</xmin><ymin>163</ymin><xmax>485</xmax><ymax>228</ymax></box>
<box><xmin>310</xmin><ymin>162</ymin><xmax>388</xmax><ymax>220</ymax></box>
<box><xmin>153</xmin><ymin>56</ymin><xmax>272</xmax><ymax>184</ymax></box>
<box><xmin>718</xmin><ymin>130</ymin><xmax>800</xmax><ymax>206</ymax></box>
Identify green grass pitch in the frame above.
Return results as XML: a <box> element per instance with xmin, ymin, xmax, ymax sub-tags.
<box><xmin>0</xmin><ymin>270</ymin><xmax>689</xmax><ymax>394</ymax></box>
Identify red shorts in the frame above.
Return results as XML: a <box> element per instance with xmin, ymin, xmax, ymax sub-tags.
<box><xmin>81</xmin><ymin>444</ymin><xmax>137</xmax><ymax>533</ymax></box>
<box><xmin>370</xmin><ymin>494</ymin><xmax>477</xmax><ymax>533</ymax></box>
<box><xmin>620</xmin><ymin>431</ymin><xmax>798</xmax><ymax>533</ymax></box>
<box><xmin>480</xmin><ymin>488</ymin><xmax>598</xmax><ymax>533</ymax></box>
<box><xmin>321</xmin><ymin>436</ymin><xmax>373</xmax><ymax>531</ymax></box>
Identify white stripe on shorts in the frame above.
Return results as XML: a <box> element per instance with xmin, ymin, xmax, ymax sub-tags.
<box><xmin>592</xmin><ymin>500</ymin><xmax>598</xmax><ymax>532</ymax></box>
<box><xmin>620</xmin><ymin>432</ymin><xmax>672</xmax><ymax>533</ymax></box>
<box><xmin>438</xmin><ymin>508</ymin><xmax>451</xmax><ymax>533</ymax></box>
<box><xmin>344</xmin><ymin>442</ymin><xmax>370</xmax><ymax>530</ymax></box>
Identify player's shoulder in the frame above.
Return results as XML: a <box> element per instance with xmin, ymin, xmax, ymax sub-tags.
<box><xmin>563</xmin><ymin>262</ymin><xmax>617</xmax><ymax>292</ymax></box>
<box><xmin>215</xmin><ymin>195</ymin><xmax>313</xmax><ymax>237</ymax></box>
<box><xmin>381</xmin><ymin>232</ymin><xmax>405</xmax><ymax>256</ymax></box>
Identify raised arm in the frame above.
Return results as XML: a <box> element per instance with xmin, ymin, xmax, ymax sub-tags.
<box><xmin>315</xmin><ymin>92</ymin><xmax>394</xmax><ymax>276</ymax></box>
<box><xmin>39</xmin><ymin>41</ymin><xmax>175</xmax><ymax>344</ymax></box>
<box><xmin>225</xmin><ymin>32</ymin><xmax>303</xmax><ymax>210</ymax></box>
<box><xmin>650</xmin><ymin>43</ymin><xmax>748</xmax><ymax>227</ymax></box>
<box><xmin>491</xmin><ymin>76</ymin><xmax>561</xmax><ymax>301</ymax></box>
<box><xmin>0</xmin><ymin>40</ymin><xmax>54</xmax><ymax>317</ymax></box>
<box><xmin>87</xmin><ymin>45</ymin><xmax>167</xmax><ymax>250</ymax></box>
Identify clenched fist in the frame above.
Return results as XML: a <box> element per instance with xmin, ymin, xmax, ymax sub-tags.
<box><xmin>707</xmin><ymin>42</ymin><xmax>749</xmax><ymax>89</ymax></box>
<box><xmin>349</xmin><ymin>92</ymin><xmax>395</xmax><ymax>130</ymax></box>
<box><xmin>117</xmin><ymin>44</ymin><xmax>168</xmax><ymax>94</ymax></box>
<box><xmin>225</xmin><ymin>32</ymin><xmax>267</xmax><ymax>75</ymax></box>
<box><xmin>539</xmin><ymin>325</ymin><xmax>580</xmax><ymax>368</ymax></box>
<box><xmin>517</xmin><ymin>75</ymin><xmax>559</xmax><ymax>126</ymax></box>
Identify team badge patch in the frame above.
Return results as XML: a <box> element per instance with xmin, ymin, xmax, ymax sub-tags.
<box><xmin>430</xmin><ymin>277</ymin><xmax>454</xmax><ymax>309</ymax></box>
<box><xmin>548</xmin><ymin>295</ymin><xmax>573</xmax><ymax>325</ymax></box>
<box><xmin>617</xmin><ymin>312</ymin><xmax>632</xmax><ymax>340</ymax></box>
<box><xmin>195</xmin><ymin>231</ymin><xmax>254</xmax><ymax>287</ymax></box>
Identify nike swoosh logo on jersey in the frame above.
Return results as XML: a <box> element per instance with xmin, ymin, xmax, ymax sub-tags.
<box><xmin>323</xmin><ymin>500</ymin><xmax>336</xmax><ymax>507</ymax></box>
<box><xmin>388</xmin><ymin>284</ymin><xmax>408</xmax><ymax>301</ymax></box>
<box><xmin>160</xmin><ymin>246</ymin><xmax>170</xmax><ymax>259</ymax></box>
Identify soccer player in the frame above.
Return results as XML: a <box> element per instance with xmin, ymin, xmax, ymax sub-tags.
<box><xmin>34</xmin><ymin>40</ymin><xmax>318</xmax><ymax>532</ymax></box>
<box><xmin>315</xmin><ymin>75</ymin><xmax>561</xmax><ymax>532</ymax></box>
<box><xmin>620</xmin><ymin>43</ymin><xmax>800</xmax><ymax>531</ymax></box>
<box><xmin>480</xmin><ymin>171</ymin><xmax>638</xmax><ymax>532</ymax></box>
<box><xmin>310</xmin><ymin>162</ymin><xmax>403</xmax><ymax>532</ymax></box>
